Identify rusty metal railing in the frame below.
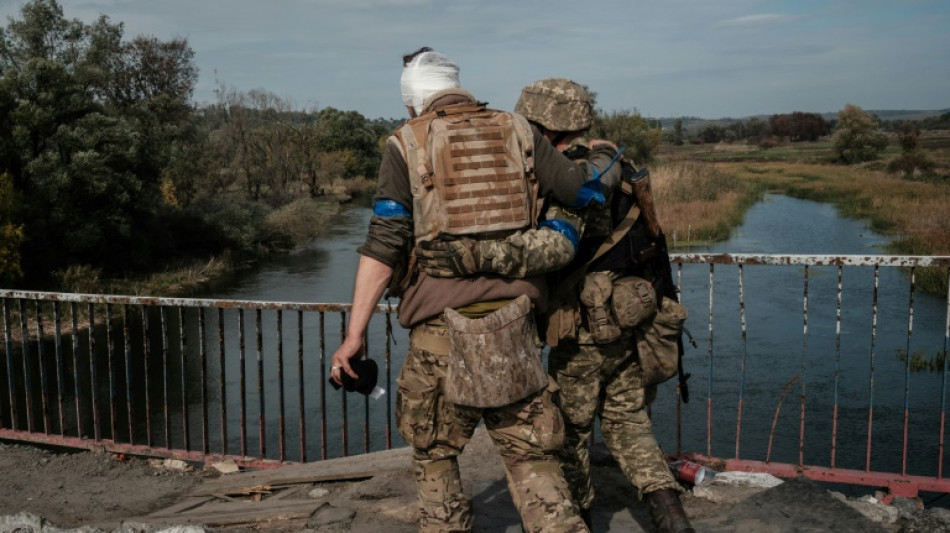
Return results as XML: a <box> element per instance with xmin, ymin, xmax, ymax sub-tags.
<box><xmin>662</xmin><ymin>253</ymin><xmax>950</xmax><ymax>500</ymax></box>
<box><xmin>0</xmin><ymin>292</ymin><xmax>404</xmax><ymax>468</ymax></box>
<box><xmin>1</xmin><ymin>254</ymin><xmax>949</xmax><ymax>500</ymax></box>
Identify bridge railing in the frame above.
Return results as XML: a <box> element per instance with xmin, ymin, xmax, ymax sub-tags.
<box><xmin>0</xmin><ymin>254</ymin><xmax>948</xmax><ymax>498</ymax></box>
<box><xmin>0</xmin><ymin>293</ymin><xmax>403</xmax><ymax>468</ymax></box>
<box><xmin>664</xmin><ymin>253</ymin><xmax>950</xmax><ymax>500</ymax></box>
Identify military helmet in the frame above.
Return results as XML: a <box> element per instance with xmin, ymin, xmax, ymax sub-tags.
<box><xmin>514</xmin><ymin>78</ymin><xmax>593</xmax><ymax>132</ymax></box>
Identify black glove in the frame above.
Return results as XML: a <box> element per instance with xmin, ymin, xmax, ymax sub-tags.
<box><xmin>416</xmin><ymin>237</ymin><xmax>480</xmax><ymax>277</ymax></box>
<box><xmin>329</xmin><ymin>358</ymin><xmax>379</xmax><ymax>395</ymax></box>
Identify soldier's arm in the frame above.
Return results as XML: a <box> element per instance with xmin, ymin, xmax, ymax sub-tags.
<box><xmin>416</xmin><ymin>207</ymin><xmax>583</xmax><ymax>279</ymax></box>
<box><xmin>533</xmin><ymin>126</ymin><xmax>623</xmax><ymax>208</ymax></box>
<box><xmin>416</xmin><ymin>128</ymin><xmax>623</xmax><ymax>279</ymax></box>
<box><xmin>332</xmin><ymin>139</ymin><xmax>410</xmax><ymax>383</ymax></box>
<box><xmin>358</xmin><ymin>139</ymin><xmax>414</xmax><ymax>270</ymax></box>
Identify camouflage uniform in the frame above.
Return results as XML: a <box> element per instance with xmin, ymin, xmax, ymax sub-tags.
<box><xmin>398</xmin><ymin>323</ymin><xmax>585</xmax><ymax>532</ymax></box>
<box><xmin>361</xmin><ymin>81</ymin><xmax>624</xmax><ymax>531</ymax></box>
<box><xmin>548</xmin><ymin>303</ymin><xmax>683</xmax><ymax>510</ymax></box>
<box><xmin>536</xmin><ymin>146</ymin><xmax>682</xmax><ymax>514</ymax></box>
<box><xmin>415</xmin><ymin>77</ymin><xmax>693</xmax><ymax>531</ymax></box>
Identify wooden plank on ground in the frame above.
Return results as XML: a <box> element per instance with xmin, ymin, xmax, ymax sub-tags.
<box><xmin>146</xmin><ymin>498</ymin><xmax>324</xmax><ymax>526</ymax></box>
<box><xmin>191</xmin><ymin>469</ymin><xmax>381</xmax><ymax>497</ymax></box>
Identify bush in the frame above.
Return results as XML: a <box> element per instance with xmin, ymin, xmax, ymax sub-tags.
<box><xmin>265</xmin><ymin>198</ymin><xmax>341</xmax><ymax>248</ymax></box>
<box><xmin>184</xmin><ymin>196</ymin><xmax>273</xmax><ymax>254</ymax></box>
<box><xmin>53</xmin><ymin>265</ymin><xmax>103</xmax><ymax>294</ymax></box>
<box><xmin>832</xmin><ymin>104</ymin><xmax>889</xmax><ymax>164</ymax></box>
<box><xmin>887</xmin><ymin>151</ymin><xmax>937</xmax><ymax>177</ymax></box>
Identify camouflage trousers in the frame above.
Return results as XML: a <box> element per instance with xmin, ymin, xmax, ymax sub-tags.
<box><xmin>397</xmin><ymin>322</ymin><xmax>588</xmax><ymax>533</ymax></box>
<box><xmin>548</xmin><ymin>330</ymin><xmax>682</xmax><ymax>511</ymax></box>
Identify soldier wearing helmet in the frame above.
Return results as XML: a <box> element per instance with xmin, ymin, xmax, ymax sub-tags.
<box><xmin>419</xmin><ymin>77</ymin><xmax>695</xmax><ymax>532</ymax></box>
<box><xmin>523</xmin><ymin>78</ymin><xmax>694</xmax><ymax>533</ymax></box>
<box><xmin>330</xmin><ymin>49</ymin><xmax>629</xmax><ymax>533</ymax></box>
<box><xmin>516</xmin><ymin>77</ymin><xmax>593</xmax><ymax>146</ymax></box>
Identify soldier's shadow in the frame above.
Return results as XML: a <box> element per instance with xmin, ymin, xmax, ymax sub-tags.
<box><xmin>471</xmin><ymin>478</ymin><xmax>523</xmax><ymax>532</ymax></box>
<box><xmin>588</xmin><ymin>442</ymin><xmax>656</xmax><ymax>532</ymax></box>
<box><xmin>466</xmin><ymin>444</ymin><xmax>657</xmax><ymax>532</ymax></box>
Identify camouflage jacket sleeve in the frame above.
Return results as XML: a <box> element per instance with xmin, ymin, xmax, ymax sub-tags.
<box><xmin>477</xmin><ymin>228</ymin><xmax>573</xmax><ymax>278</ymax></box>
<box><xmin>532</xmin><ymin>125</ymin><xmax>622</xmax><ymax>207</ymax></box>
<box><xmin>357</xmin><ymin>138</ymin><xmax>413</xmax><ymax>269</ymax></box>
<box><xmin>470</xmin><ymin>133</ymin><xmax>620</xmax><ymax>279</ymax></box>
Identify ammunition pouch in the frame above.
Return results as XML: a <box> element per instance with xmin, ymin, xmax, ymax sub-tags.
<box><xmin>612</xmin><ymin>276</ymin><xmax>657</xmax><ymax>329</ymax></box>
<box><xmin>579</xmin><ymin>271</ymin><xmax>622</xmax><ymax>344</ymax></box>
<box><xmin>576</xmin><ymin>272</ymin><xmax>658</xmax><ymax>345</ymax></box>
<box><xmin>385</xmin><ymin>252</ymin><xmax>416</xmax><ymax>300</ymax></box>
<box><xmin>543</xmin><ymin>299</ymin><xmax>581</xmax><ymax>348</ymax></box>
<box><xmin>635</xmin><ymin>297</ymin><xmax>687</xmax><ymax>386</ymax></box>
<box><xmin>442</xmin><ymin>295</ymin><xmax>547</xmax><ymax>408</ymax></box>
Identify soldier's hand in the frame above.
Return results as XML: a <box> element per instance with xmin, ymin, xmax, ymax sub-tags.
<box><xmin>417</xmin><ymin>237</ymin><xmax>480</xmax><ymax>277</ymax></box>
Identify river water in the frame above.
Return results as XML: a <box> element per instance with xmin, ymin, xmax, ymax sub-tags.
<box><xmin>202</xmin><ymin>194</ymin><xmax>949</xmax><ymax>477</ymax></box>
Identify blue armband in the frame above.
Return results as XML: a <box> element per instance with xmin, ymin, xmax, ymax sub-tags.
<box><xmin>570</xmin><ymin>179</ymin><xmax>605</xmax><ymax>208</ymax></box>
<box><xmin>538</xmin><ymin>219</ymin><xmax>580</xmax><ymax>253</ymax></box>
<box><xmin>571</xmin><ymin>147</ymin><xmax>626</xmax><ymax>208</ymax></box>
<box><xmin>373</xmin><ymin>199</ymin><xmax>410</xmax><ymax>218</ymax></box>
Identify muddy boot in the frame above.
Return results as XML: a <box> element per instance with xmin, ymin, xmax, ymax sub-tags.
<box><xmin>647</xmin><ymin>489</ymin><xmax>695</xmax><ymax>533</ymax></box>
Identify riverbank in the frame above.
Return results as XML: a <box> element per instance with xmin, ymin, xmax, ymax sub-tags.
<box><xmin>59</xmin><ymin>197</ymin><xmax>352</xmax><ymax>299</ymax></box>
<box><xmin>651</xmin><ymin>142</ymin><xmax>950</xmax><ymax>295</ymax></box>
<box><xmin>66</xmin><ymin>139</ymin><xmax>950</xmax><ymax>299</ymax></box>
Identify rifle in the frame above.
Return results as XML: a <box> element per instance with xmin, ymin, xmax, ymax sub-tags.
<box><xmin>620</xmin><ymin>159</ymin><xmax>693</xmax><ymax>403</ymax></box>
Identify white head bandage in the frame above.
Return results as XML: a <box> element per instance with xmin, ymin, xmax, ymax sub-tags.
<box><xmin>400</xmin><ymin>50</ymin><xmax>460</xmax><ymax>115</ymax></box>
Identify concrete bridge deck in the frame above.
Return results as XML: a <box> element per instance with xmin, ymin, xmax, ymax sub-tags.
<box><xmin>4</xmin><ymin>425</ymin><xmax>942</xmax><ymax>533</ymax></box>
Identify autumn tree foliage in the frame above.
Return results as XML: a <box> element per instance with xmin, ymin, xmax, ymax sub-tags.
<box><xmin>769</xmin><ymin>112</ymin><xmax>830</xmax><ymax>142</ymax></box>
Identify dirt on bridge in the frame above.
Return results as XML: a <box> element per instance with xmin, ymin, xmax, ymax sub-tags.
<box><xmin>2</xmin><ymin>430</ymin><xmax>949</xmax><ymax>533</ymax></box>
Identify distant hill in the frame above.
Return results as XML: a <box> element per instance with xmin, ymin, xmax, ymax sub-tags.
<box><xmin>653</xmin><ymin>108</ymin><xmax>950</xmax><ymax>129</ymax></box>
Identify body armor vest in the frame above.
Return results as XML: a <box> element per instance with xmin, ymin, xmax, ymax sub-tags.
<box><xmin>394</xmin><ymin>102</ymin><xmax>539</xmax><ymax>246</ymax></box>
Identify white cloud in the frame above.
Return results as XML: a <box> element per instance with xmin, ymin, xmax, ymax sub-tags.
<box><xmin>716</xmin><ymin>13</ymin><xmax>796</xmax><ymax>29</ymax></box>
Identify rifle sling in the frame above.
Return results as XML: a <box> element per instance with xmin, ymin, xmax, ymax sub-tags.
<box><xmin>551</xmin><ymin>204</ymin><xmax>640</xmax><ymax>303</ymax></box>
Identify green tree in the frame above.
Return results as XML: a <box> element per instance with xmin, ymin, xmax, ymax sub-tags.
<box><xmin>313</xmin><ymin>107</ymin><xmax>380</xmax><ymax>178</ymax></box>
<box><xmin>672</xmin><ymin>118</ymin><xmax>684</xmax><ymax>146</ymax></box>
<box><xmin>0</xmin><ymin>172</ymin><xmax>24</xmax><ymax>283</ymax></box>
<box><xmin>0</xmin><ymin>0</ymin><xmax>197</xmax><ymax>281</ymax></box>
<box><xmin>744</xmin><ymin>117</ymin><xmax>770</xmax><ymax>142</ymax></box>
<box><xmin>590</xmin><ymin>110</ymin><xmax>660</xmax><ymax>164</ymax></box>
<box><xmin>831</xmin><ymin>104</ymin><xmax>889</xmax><ymax>164</ymax></box>
<box><xmin>697</xmin><ymin>124</ymin><xmax>726</xmax><ymax>144</ymax></box>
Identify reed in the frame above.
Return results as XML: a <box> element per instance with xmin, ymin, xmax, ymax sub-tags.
<box><xmin>691</xmin><ymin>161</ymin><xmax>950</xmax><ymax>294</ymax></box>
<box><xmin>650</xmin><ymin>160</ymin><xmax>766</xmax><ymax>246</ymax></box>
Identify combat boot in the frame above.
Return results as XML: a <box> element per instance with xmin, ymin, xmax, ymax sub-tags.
<box><xmin>646</xmin><ymin>489</ymin><xmax>695</xmax><ymax>533</ymax></box>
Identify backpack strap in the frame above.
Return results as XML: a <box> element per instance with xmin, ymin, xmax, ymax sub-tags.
<box><xmin>550</xmin><ymin>202</ymin><xmax>641</xmax><ymax>304</ymax></box>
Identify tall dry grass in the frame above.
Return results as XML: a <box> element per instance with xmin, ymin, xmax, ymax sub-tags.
<box><xmin>645</xmin><ymin>156</ymin><xmax>949</xmax><ymax>294</ymax></box>
<box><xmin>650</xmin><ymin>160</ymin><xmax>764</xmax><ymax>245</ymax></box>
<box><xmin>714</xmin><ymin>161</ymin><xmax>950</xmax><ymax>294</ymax></box>
<box><xmin>716</xmin><ymin>162</ymin><xmax>950</xmax><ymax>256</ymax></box>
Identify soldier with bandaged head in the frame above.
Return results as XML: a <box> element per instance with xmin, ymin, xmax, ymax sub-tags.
<box><xmin>330</xmin><ymin>48</ymin><xmax>625</xmax><ymax>532</ymax></box>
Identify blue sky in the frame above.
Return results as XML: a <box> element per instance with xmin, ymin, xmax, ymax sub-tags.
<box><xmin>1</xmin><ymin>0</ymin><xmax>948</xmax><ymax>120</ymax></box>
